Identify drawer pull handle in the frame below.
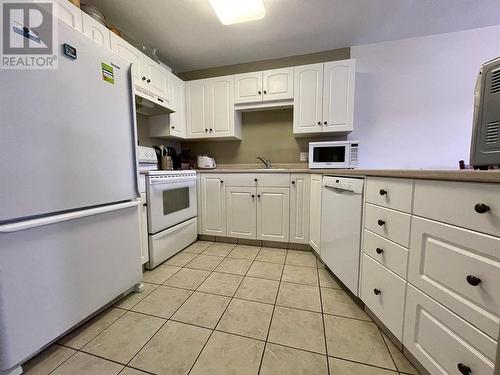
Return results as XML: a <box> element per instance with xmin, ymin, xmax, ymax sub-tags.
<box><xmin>474</xmin><ymin>203</ymin><xmax>490</xmax><ymax>214</ymax></box>
<box><xmin>466</xmin><ymin>275</ymin><xmax>481</xmax><ymax>286</ymax></box>
<box><xmin>377</xmin><ymin>219</ymin><xmax>385</xmax><ymax>226</ymax></box>
<box><xmin>457</xmin><ymin>363</ymin><xmax>471</xmax><ymax>375</ymax></box>
<box><xmin>376</xmin><ymin>248</ymin><xmax>384</xmax><ymax>254</ymax></box>
<box><xmin>379</xmin><ymin>189</ymin><xmax>387</xmax><ymax>196</ymax></box>
<box><xmin>373</xmin><ymin>288</ymin><xmax>381</xmax><ymax>295</ymax></box>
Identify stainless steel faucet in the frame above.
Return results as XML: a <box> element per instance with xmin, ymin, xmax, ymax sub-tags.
<box><xmin>256</xmin><ymin>156</ymin><xmax>272</xmax><ymax>169</ymax></box>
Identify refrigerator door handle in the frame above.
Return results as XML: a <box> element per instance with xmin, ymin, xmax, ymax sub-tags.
<box><xmin>0</xmin><ymin>200</ymin><xmax>140</xmax><ymax>233</ymax></box>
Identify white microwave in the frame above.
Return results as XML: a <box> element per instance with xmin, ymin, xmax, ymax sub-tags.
<box><xmin>309</xmin><ymin>141</ymin><xmax>359</xmax><ymax>169</ymax></box>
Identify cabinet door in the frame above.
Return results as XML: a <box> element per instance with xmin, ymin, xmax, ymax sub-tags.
<box><xmin>139</xmin><ymin>193</ymin><xmax>149</xmax><ymax>265</ymax></box>
<box><xmin>201</xmin><ymin>175</ymin><xmax>226</xmax><ymax>236</ymax></box>
<box><xmin>55</xmin><ymin>0</ymin><xmax>82</xmax><ymax>31</ymax></box>
<box><xmin>262</xmin><ymin>68</ymin><xmax>294</xmax><ymax>101</ymax></box>
<box><xmin>322</xmin><ymin>59</ymin><xmax>355</xmax><ymax>133</ymax></box>
<box><xmin>309</xmin><ymin>174</ymin><xmax>322</xmax><ymax>253</ymax></box>
<box><xmin>169</xmin><ymin>75</ymin><xmax>186</xmax><ymax>138</ymax></box>
<box><xmin>142</xmin><ymin>58</ymin><xmax>169</xmax><ymax>101</ymax></box>
<box><xmin>257</xmin><ymin>187</ymin><xmax>290</xmax><ymax>242</ymax></box>
<box><xmin>186</xmin><ymin>80</ymin><xmax>210</xmax><ymax>138</ymax></box>
<box><xmin>290</xmin><ymin>174</ymin><xmax>310</xmax><ymax>244</ymax></box>
<box><xmin>211</xmin><ymin>76</ymin><xmax>234</xmax><ymax>137</ymax></box>
<box><xmin>110</xmin><ymin>33</ymin><xmax>143</xmax><ymax>85</ymax></box>
<box><xmin>293</xmin><ymin>64</ymin><xmax>323</xmax><ymax>134</ymax></box>
<box><xmin>226</xmin><ymin>187</ymin><xmax>257</xmax><ymax>239</ymax></box>
<box><xmin>234</xmin><ymin>72</ymin><xmax>263</xmax><ymax>103</ymax></box>
<box><xmin>81</xmin><ymin>12</ymin><xmax>110</xmax><ymax>50</ymax></box>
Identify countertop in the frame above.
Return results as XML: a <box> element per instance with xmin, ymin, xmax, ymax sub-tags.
<box><xmin>195</xmin><ymin>167</ymin><xmax>500</xmax><ymax>183</ymax></box>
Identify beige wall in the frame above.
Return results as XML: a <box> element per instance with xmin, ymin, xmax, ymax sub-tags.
<box><xmin>182</xmin><ymin>109</ymin><xmax>344</xmax><ymax>164</ymax></box>
<box><xmin>177</xmin><ymin>48</ymin><xmax>350</xmax><ymax>80</ymax></box>
<box><xmin>180</xmin><ymin>47</ymin><xmax>350</xmax><ymax>164</ymax></box>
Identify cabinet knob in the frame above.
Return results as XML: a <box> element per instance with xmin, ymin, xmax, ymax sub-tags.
<box><xmin>258</xmin><ymin>90</ymin><xmax>262</xmax><ymax>95</ymax></box>
<box><xmin>254</xmin><ymin>178</ymin><xmax>258</xmax><ymax>182</ymax></box>
<box><xmin>323</xmin><ymin>121</ymin><xmax>327</xmax><ymax>125</ymax></box>
<box><xmin>376</xmin><ymin>248</ymin><xmax>384</xmax><ymax>254</ymax></box>
<box><xmin>205</xmin><ymin>129</ymin><xmax>208</xmax><ymax>132</ymax></box>
<box><xmin>142</xmin><ymin>76</ymin><xmax>146</xmax><ymax>81</ymax></box>
<box><xmin>209</xmin><ymin>128</ymin><xmax>213</xmax><ymax>132</ymax></box>
<box><xmin>171</xmin><ymin>126</ymin><xmax>175</xmax><ymax>129</ymax></box>
<box><xmin>373</xmin><ymin>288</ymin><xmax>381</xmax><ymax>295</ymax></box>
<box><xmin>292</xmin><ymin>181</ymin><xmax>295</xmax><ymax>185</ymax></box>
<box><xmin>457</xmin><ymin>363</ymin><xmax>471</xmax><ymax>375</ymax></box>
<box><xmin>377</xmin><ymin>219</ymin><xmax>385</xmax><ymax>226</ymax></box>
<box><xmin>379</xmin><ymin>189</ymin><xmax>388</xmax><ymax>196</ymax></box>
<box><xmin>251</xmin><ymin>194</ymin><xmax>255</xmax><ymax>198</ymax></box>
<box><xmin>263</xmin><ymin>90</ymin><xmax>267</xmax><ymax>94</ymax></box>
<box><xmin>317</xmin><ymin>121</ymin><xmax>321</xmax><ymax>125</ymax></box>
<box><xmin>466</xmin><ymin>275</ymin><xmax>481</xmax><ymax>286</ymax></box>
<box><xmin>257</xmin><ymin>194</ymin><xmax>261</xmax><ymax>198</ymax></box>
<box><xmin>474</xmin><ymin>203</ymin><xmax>490</xmax><ymax>214</ymax></box>
<box><xmin>220</xmin><ymin>180</ymin><xmax>224</xmax><ymax>184</ymax></box>
<box><xmin>147</xmin><ymin>79</ymin><xmax>151</xmax><ymax>83</ymax></box>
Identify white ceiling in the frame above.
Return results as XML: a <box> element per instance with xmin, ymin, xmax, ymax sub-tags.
<box><xmin>85</xmin><ymin>0</ymin><xmax>500</xmax><ymax>72</ymax></box>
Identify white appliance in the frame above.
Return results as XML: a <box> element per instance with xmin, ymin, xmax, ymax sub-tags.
<box><xmin>309</xmin><ymin>141</ymin><xmax>359</xmax><ymax>169</ymax></box>
<box><xmin>146</xmin><ymin>170</ymin><xmax>198</xmax><ymax>268</ymax></box>
<box><xmin>320</xmin><ymin>176</ymin><xmax>364</xmax><ymax>295</ymax></box>
<box><xmin>137</xmin><ymin>146</ymin><xmax>158</xmax><ymax>265</ymax></box>
<box><xmin>197</xmin><ymin>155</ymin><xmax>217</xmax><ymax>169</ymax></box>
<box><xmin>0</xmin><ymin>21</ymin><xmax>141</xmax><ymax>374</ymax></box>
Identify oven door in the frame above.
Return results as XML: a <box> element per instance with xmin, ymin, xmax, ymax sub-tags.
<box><xmin>146</xmin><ymin>177</ymin><xmax>197</xmax><ymax>234</ymax></box>
<box><xmin>309</xmin><ymin>144</ymin><xmax>350</xmax><ymax>168</ymax></box>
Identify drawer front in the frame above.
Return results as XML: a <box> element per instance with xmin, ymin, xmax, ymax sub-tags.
<box><xmin>360</xmin><ymin>254</ymin><xmax>406</xmax><ymax>340</ymax></box>
<box><xmin>225</xmin><ymin>173</ymin><xmax>290</xmax><ymax>187</ymax></box>
<box><xmin>364</xmin><ymin>204</ymin><xmax>411</xmax><ymax>247</ymax></box>
<box><xmin>413</xmin><ymin>180</ymin><xmax>500</xmax><ymax>237</ymax></box>
<box><xmin>363</xmin><ymin>229</ymin><xmax>408</xmax><ymax>279</ymax></box>
<box><xmin>409</xmin><ymin>216</ymin><xmax>500</xmax><ymax>339</ymax></box>
<box><xmin>404</xmin><ymin>284</ymin><xmax>496</xmax><ymax>375</ymax></box>
<box><xmin>365</xmin><ymin>177</ymin><xmax>413</xmax><ymax>212</ymax></box>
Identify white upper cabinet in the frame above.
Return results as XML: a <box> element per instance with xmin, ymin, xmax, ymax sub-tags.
<box><xmin>293</xmin><ymin>63</ymin><xmax>324</xmax><ymax>134</ymax></box>
<box><xmin>55</xmin><ymin>0</ymin><xmax>82</xmax><ymax>31</ymax></box>
<box><xmin>234</xmin><ymin>68</ymin><xmax>294</xmax><ymax>104</ymax></box>
<box><xmin>110</xmin><ymin>33</ymin><xmax>143</xmax><ymax>85</ymax></box>
<box><xmin>142</xmin><ymin>58</ymin><xmax>170</xmax><ymax>101</ymax></box>
<box><xmin>81</xmin><ymin>12</ymin><xmax>110</xmax><ymax>50</ymax></box>
<box><xmin>293</xmin><ymin>59</ymin><xmax>355</xmax><ymax>135</ymax></box>
<box><xmin>186</xmin><ymin>76</ymin><xmax>240</xmax><ymax>139</ymax></box>
<box><xmin>234</xmin><ymin>72</ymin><xmax>262</xmax><ymax>103</ymax></box>
<box><xmin>211</xmin><ymin>76</ymin><xmax>234</xmax><ymax>136</ymax></box>
<box><xmin>262</xmin><ymin>67</ymin><xmax>294</xmax><ymax>101</ymax></box>
<box><xmin>186</xmin><ymin>80</ymin><xmax>210</xmax><ymax>138</ymax></box>
<box><xmin>323</xmin><ymin>59</ymin><xmax>355</xmax><ymax>133</ymax></box>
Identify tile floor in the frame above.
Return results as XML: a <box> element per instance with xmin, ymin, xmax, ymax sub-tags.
<box><xmin>23</xmin><ymin>241</ymin><xmax>420</xmax><ymax>375</ymax></box>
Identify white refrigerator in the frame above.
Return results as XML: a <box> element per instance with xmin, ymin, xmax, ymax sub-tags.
<box><xmin>0</xmin><ymin>20</ymin><xmax>142</xmax><ymax>373</ymax></box>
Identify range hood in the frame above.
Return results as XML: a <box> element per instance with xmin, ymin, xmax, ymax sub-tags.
<box><xmin>135</xmin><ymin>86</ymin><xmax>174</xmax><ymax>116</ymax></box>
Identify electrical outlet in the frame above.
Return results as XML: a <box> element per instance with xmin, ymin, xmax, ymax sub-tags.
<box><xmin>299</xmin><ymin>152</ymin><xmax>308</xmax><ymax>161</ymax></box>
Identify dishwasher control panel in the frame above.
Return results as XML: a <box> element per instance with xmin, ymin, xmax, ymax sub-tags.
<box><xmin>322</xmin><ymin>176</ymin><xmax>364</xmax><ymax>194</ymax></box>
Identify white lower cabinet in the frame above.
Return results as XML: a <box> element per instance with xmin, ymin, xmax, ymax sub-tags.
<box><xmin>257</xmin><ymin>187</ymin><xmax>290</xmax><ymax>242</ymax></box>
<box><xmin>139</xmin><ymin>193</ymin><xmax>149</xmax><ymax>265</ymax></box>
<box><xmin>200</xmin><ymin>175</ymin><xmax>226</xmax><ymax>236</ymax></box>
<box><xmin>309</xmin><ymin>174</ymin><xmax>322</xmax><ymax>253</ymax></box>
<box><xmin>225</xmin><ymin>187</ymin><xmax>257</xmax><ymax>239</ymax></box>
<box><xmin>360</xmin><ymin>254</ymin><xmax>406</xmax><ymax>340</ymax></box>
<box><xmin>290</xmin><ymin>174</ymin><xmax>310</xmax><ymax>244</ymax></box>
<box><xmin>404</xmin><ymin>284</ymin><xmax>496</xmax><ymax>375</ymax></box>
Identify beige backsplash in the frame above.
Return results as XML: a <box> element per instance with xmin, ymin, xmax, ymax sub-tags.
<box><xmin>181</xmin><ymin>109</ymin><xmax>345</xmax><ymax>164</ymax></box>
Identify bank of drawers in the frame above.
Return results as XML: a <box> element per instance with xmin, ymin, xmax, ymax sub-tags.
<box><xmin>361</xmin><ymin>177</ymin><xmax>499</xmax><ymax>374</ymax></box>
<box><xmin>224</xmin><ymin>173</ymin><xmax>290</xmax><ymax>187</ymax></box>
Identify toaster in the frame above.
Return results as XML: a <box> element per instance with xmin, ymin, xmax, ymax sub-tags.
<box><xmin>197</xmin><ymin>155</ymin><xmax>217</xmax><ymax>169</ymax></box>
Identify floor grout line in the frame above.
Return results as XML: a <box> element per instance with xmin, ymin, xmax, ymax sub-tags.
<box><xmin>317</xmin><ymin>259</ymin><xmax>331</xmax><ymax>375</ymax></box>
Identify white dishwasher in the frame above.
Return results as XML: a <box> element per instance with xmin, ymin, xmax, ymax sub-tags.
<box><xmin>320</xmin><ymin>176</ymin><xmax>364</xmax><ymax>296</ymax></box>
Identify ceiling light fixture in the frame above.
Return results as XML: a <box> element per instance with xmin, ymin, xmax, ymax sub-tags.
<box><xmin>209</xmin><ymin>0</ymin><xmax>266</xmax><ymax>25</ymax></box>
